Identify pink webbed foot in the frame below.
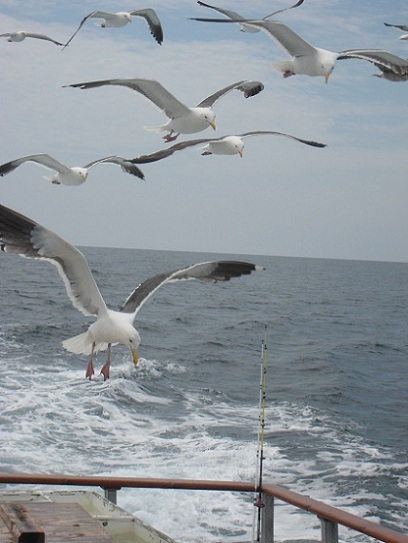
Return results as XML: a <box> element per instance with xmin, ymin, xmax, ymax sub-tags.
<box><xmin>100</xmin><ymin>359</ymin><xmax>111</xmax><ymax>381</ymax></box>
<box><xmin>85</xmin><ymin>360</ymin><xmax>95</xmax><ymax>380</ymax></box>
<box><xmin>163</xmin><ymin>132</ymin><xmax>179</xmax><ymax>143</ymax></box>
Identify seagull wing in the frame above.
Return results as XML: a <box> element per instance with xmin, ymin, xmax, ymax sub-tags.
<box><xmin>65</xmin><ymin>78</ymin><xmax>191</xmax><ymax>119</ymax></box>
<box><xmin>0</xmin><ymin>153</ymin><xmax>71</xmax><ymax>177</ymax></box>
<box><xmin>196</xmin><ymin>80</ymin><xmax>264</xmax><ymax>107</ymax></box>
<box><xmin>130</xmin><ymin>8</ymin><xmax>163</xmax><ymax>44</ymax></box>
<box><xmin>0</xmin><ymin>33</ymin><xmax>12</xmax><ymax>37</ymax></box>
<box><xmin>238</xmin><ymin>130</ymin><xmax>327</xmax><ymax>148</ymax></box>
<box><xmin>0</xmin><ymin>204</ymin><xmax>108</xmax><ymax>317</ymax></box>
<box><xmin>264</xmin><ymin>0</ymin><xmax>305</xmax><ymax>19</ymax></box>
<box><xmin>129</xmin><ymin>137</ymin><xmax>223</xmax><ymax>163</ymax></box>
<box><xmin>63</xmin><ymin>10</ymin><xmax>100</xmax><ymax>49</ymax></box>
<box><xmin>337</xmin><ymin>49</ymin><xmax>408</xmax><ymax>77</ymax></box>
<box><xmin>84</xmin><ymin>156</ymin><xmax>145</xmax><ymax>179</ymax></box>
<box><xmin>196</xmin><ymin>1</ymin><xmax>248</xmax><ymax>22</ymax></box>
<box><xmin>190</xmin><ymin>17</ymin><xmax>316</xmax><ymax>57</ymax></box>
<box><xmin>24</xmin><ymin>33</ymin><xmax>64</xmax><ymax>45</ymax></box>
<box><xmin>120</xmin><ymin>260</ymin><xmax>263</xmax><ymax>317</ymax></box>
<box><xmin>384</xmin><ymin>22</ymin><xmax>408</xmax><ymax>32</ymax></box>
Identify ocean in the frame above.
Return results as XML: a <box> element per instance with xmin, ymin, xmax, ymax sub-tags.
<box><xmin>0</xmin><ymin>247</ymin><xmax>407</xmax><ymax>542</ymax></box>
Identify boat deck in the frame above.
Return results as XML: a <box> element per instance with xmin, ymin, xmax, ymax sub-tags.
<box><xmin>0</xmin><ymin>501</ymin><xmax>114</xmax><ymax>543</ymax></box>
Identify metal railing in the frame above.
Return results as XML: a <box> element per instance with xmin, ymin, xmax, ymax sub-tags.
<box><xmin>0</xmin><ymin>473</ymin><xmax>406</xmax><ymax>543</ymax></box>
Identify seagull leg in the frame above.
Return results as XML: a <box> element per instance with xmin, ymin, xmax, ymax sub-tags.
<box><xmin>283</xmin><ymin>70</ymin><xmax>295</xmax><ymax>78</ymax></box>
<box><xmin>85</xmin><ymin>342</ymin><xmax>96</xmax><ymax>379</ymax></box>
<box><xmin>163</xmin><ymin>131</ymin><xmax>179</xmax><ymax>143</ymax></box>
<box><xmin>100</xmin><ymin>344</ymin><xmax>111</xmax><ymax>381</ymax></box>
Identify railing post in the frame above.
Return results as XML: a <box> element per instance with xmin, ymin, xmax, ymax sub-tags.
<box><xmin>102</xmin><ymin>487</ymin><xmax>120</xmax><ymax>505</ymax></box>
<box><xmin>261</xmin><ymin>492</ymin><xmax>274</xmax><ymax>543</ymax></box>
<box><xmin>320</xmin><ymin>518</ymin><xmax>338</xmax><ymax>543</ymax></box>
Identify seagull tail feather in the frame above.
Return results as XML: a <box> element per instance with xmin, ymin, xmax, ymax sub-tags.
<box><xmin>62</xmin><ymin>331</ymin><xmax>93</xmax><ymax>356</ymax></box>
<box><xmin>272</xmin><ymin>60</ymin><xmax>294</xmax><ymax>75</ymax></box>
<box><xmin>143</xmin><ymin>124</ymin><xmax>166</xmax><ymax>134</ymax></box>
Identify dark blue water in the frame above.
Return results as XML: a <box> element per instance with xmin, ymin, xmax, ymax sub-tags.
<box><xmin>1</xmin><ymin>248</ymin><xmax>407</xmax><ymax>542</ymax></box>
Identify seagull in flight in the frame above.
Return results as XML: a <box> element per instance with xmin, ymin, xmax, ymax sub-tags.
<box><xmin>63</xmin><ymin>9</ymin><xmax>163</xmax><ymax>49</ymax></box>
<box><xmin>0</xmin><ymin>153</ymin><xmax>145</xmax><ymax>185</ymax></box>
<box><xmin>190</xmin><ymin>18</ymin><xmax>408</xmax><ymax>83</ymax></box>
<box><xmin>64</xmin><ymin>78</ymin><xmax>264</xmax><ymax>142</ymax></box>
<box><xmin>384</xmin><ymin>22</ymin><xmax>408</xmax><ymax>40</ymax></box>
<box><xmin>0</xmin><ymin>31</ymin><xmax>64</xmax><ymax>46</ymax></box>
<box><xmin>196</xmin><ymin>0</ymin><xmax>305</xmax><ymax>33</ymax></box>
<box><xmin>0</xmin><ymin>203</ymin><xmax>263</xmax><ymax>380</ymax></box>
<box><xmin>129</xmin><ymin>131</ymin><xmax>326</xmax><ymax>165</ymax></box>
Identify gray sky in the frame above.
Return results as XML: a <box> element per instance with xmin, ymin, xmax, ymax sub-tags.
<box><xmin>0</xmin><ymin>0</ymin><xmax>407</xmax><ymax>262</ymax></box>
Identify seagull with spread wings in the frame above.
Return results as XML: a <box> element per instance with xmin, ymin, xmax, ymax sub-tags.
<box><xmin>129</xmin><ymin>131</ymin><xmax>326</xmax><ymax>165</ymax></box>
<box><xmin>64</xmin><ymin>78</ymin><xmax>264</xmax><ymax>142</ymax></box>
<box><xmin>190</xmin><ymin>18</ymin><xmax>408</xmax><ymax>83</ymax></box>
<box><xmin>0</xmin><ymin>203</ymin><xmax>263</xmax><ymax>380</ymax></box>
<box><xmin>0</xmin><ymin>153</ymin><xmax>145</xmax><ymax>184</ymax></box>
<box><xmin>63</xmin><ymin>8</ymin><xmax>163</xmax><ymax>49</ymax></box>
<box><xmin>196</xmin><ymin>0</ymin><xmax>305</xmax><ymax>33</ymax></box>
<box><xmin>0</xmin><ymin>31</ymin><xmax>64</xmax><ymax>46</ymax></box>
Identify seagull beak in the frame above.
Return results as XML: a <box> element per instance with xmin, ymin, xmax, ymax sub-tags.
<box><xmin>131</xmin><ymin>348</ymin><xmax>139</xmax><ymax>366</ymax></box>
<box><xmin>324</xmin><ymin>71</ymin><xmax>331</xmax><ymax>84</ymax></box>
<box><xmin>209</xmin><ymin>120</ymin><xmax>216</xmax><ymax>130</ymax></box>
<box><xmin>238</xmin><ymin>149</ymin><xmax>243</xmax><ymax>158</ymax></box>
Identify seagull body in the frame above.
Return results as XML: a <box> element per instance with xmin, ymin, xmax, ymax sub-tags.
<box><xmin>191</xmin><ymin>18</ymin><xmax>408</xmax><ymax>82</ymax></box>
<box><xmin>129</xmin><ymin>130</ymin><xmax>326</xmax><ymax>164</ymax></box>
<box><xmin>0</xmin><ymin>153</ymin><xmax>144</xmax><ymax>184</ymax></box>
<box><xmin>65</xmin><ymin>78</ymin><xmax>264</xmax><ymax>141</ymax></box>
<box><xmin>0</xmin><ymin>203</ymin><xmax>263</xmax><ymax>379</ymax></box>
<box><xmin>63</xmin><ymin>9</ymin><xmax>163</xmax><ymax>48</ymax></box>
<box><xmin>196</xmin><ymin>0</ymin><xmax>305</xmax><ymax>33</ymax></box>
<box><xmin>0</xmin><ymin>31</ymin><xmax>64</xmax><ymax>45</ymax></box>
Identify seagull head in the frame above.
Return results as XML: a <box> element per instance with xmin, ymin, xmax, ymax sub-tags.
<box><xmin>126</xmin><ymin>329</ymin><xmax>140</xmax><ymax>366</ymax></box>
<box><xmin>202</xmin><ymin>108</ymin><xmax>216</xmax><ymax>130</ymax></box>
<box><xmin>71</xmin><ymin>167</ymin><xmax>89</xmax><ymax>183</ymax></box>
<box><xmin>319</xmin><ymin>52</ymin><xmax>337</xmax><ymax>83</ymax></box>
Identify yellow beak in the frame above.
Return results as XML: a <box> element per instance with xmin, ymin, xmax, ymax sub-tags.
<box><xmin>324</xmin><ymin>72</ymin><xmax>331</xmax><ymax>84</ymax></box>
<box><xmin>238</xmin><ymin>149</ymin><xmax>243</xmax><ymax>158</ymax></box>
<box><xmin>131</xmin><ymin>349</ymin><xmax>139</xmax><ymax>366</ymax></box>
<box><xmin>209</xmin><ymin>120</ymin><xmax>216</xmax><ymax>130</ymax></box>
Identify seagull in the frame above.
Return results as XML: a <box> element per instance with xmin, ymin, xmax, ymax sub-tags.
<box><xmin>0</xmin><ymin>203</ymin><xmax>263</xmax><ymax>380</ymax></box>
<box><xmin>384</xmin><ymin>22</ymin><xmax>408</xmax><ymax>40</ymax></box>
<box><xmin>64</xmin><ymin>78</ymin><xmax>264</xmax><ymax>142</ymax></box>
<box><xmin>0</xmin><ymin>153</ymin><xmax>145</xmax><ymax>184</ymax></box>
<box><xmin>190</xmin><ymin>18</ymin><xmax>408</xmax><ymax>83</ymax></box>
<box><xmin>63</xmin><ymin>9</ymin><xmax>163</xmax><ymax>49</ymax></box>
<box><xmin>196</xmin><ymin>0</ymin><xmax>305</xmax><ymax>33</ymax></box>
<box><xmin>129</xmin><ymin>131</ymin><xmax>326</xmax><ymax>165</ymax></box>
<box><xmin>0</xmin><ymin>31</ymin><xmax>64</xmax><ymax>46</ymax></box>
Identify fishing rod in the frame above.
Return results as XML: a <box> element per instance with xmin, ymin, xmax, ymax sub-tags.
<box><xmin>251</xmin><ymin>325</ymin><xmax>268</xmax><ymax>543</ymax></box>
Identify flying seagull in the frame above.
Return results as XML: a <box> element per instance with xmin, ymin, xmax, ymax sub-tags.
<box><xmin>63</xmin><ymin>9</ymin><xmax>163</xmax><ymax>49</ymax></box>
<box><xmin>0</xmin><ymin>31</ymin><xmax>64</xmax><ymax>46</ymax></box>
<box><xmin>0</xmin><ymin>203</ymin><xmax>263</xmax><ymax>380</ymax></box>
<box><xmin>0</xmin><ymin>153</ymin><xmax>145</xmax><ymax>184</ymax></box>
<box><xmin>196</xmin><ymin>0</ymin><xmax>305</xmax><ymax>33</ymax></box>
<box><xmin>129</xmin><ymin>131</ymin><xmax>326</xmax><ymax>164</ymax></box>
<box><xmin>64</xmin><ymin>78</ymin><xmax>265</xmax><ymax>142</ymax></box>
<box><xmin>384</xmin><ymin>22</ymin><xmax>408</xmax><ymax>40</ymax></box>
<box><xmin>190</xmin><ymin>18</ymin><xmax>408</xmax><ymax>83</ymax></box>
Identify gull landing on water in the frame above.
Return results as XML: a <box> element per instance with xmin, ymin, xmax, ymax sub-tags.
<box><xmin>64</xmin><ymin>78</ymin><xmax>264</xmax><ymax>142</ymax></box>
<box><xmin>63</xmin><ymin>9</ymin><xmax>163</xmax><ymax>49</ymax></box>
<box><xmin>0</xmin><ymin>203</ymin><xmax>264</xmax><ymax>380</ymax></box>
<box><xmin>190</xmin><ymin>18</ymin><xmax>408</xmax><ymax>83</ymax></box>
<box><xmin>129</xmin><ymin>130</ymin><xmax>326</xmax><ymax>165</ymax></box>
<box><xmin>0</xmin><ymin>153</ymin><xmax>145</xmax><ymax>185</ymax></box>
<box><xmin>0</xmin><ymin>31</ymin><xmax>64</xmax><ymax>46</ymax></box>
